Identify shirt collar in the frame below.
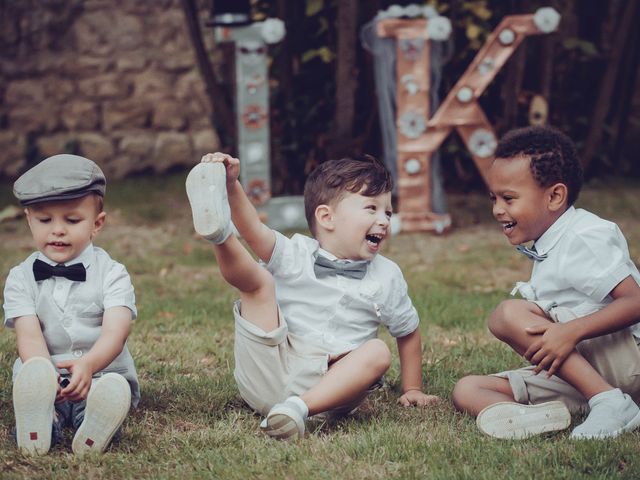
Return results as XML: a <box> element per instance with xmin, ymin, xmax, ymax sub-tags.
<box><xmin>316</xmin><ymin>246</ymin><xmax>337</xmax><ymax>261</ymax></box>
<box><xmin>315</xmin><ymin>245</ymin><xmax>371</xmax><ymax>265</ymax></box>
<box><xmin>533</xmin><ymin>206</ymin><xmax>576</xmax><ymax>256</ymax></box>
<box><xmin>37</xmin><ymin>243</ymin><xmax>94</xmax><ymax>268</ymax></box>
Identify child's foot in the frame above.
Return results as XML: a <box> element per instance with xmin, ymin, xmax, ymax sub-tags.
<box><xmin>260</xmin><ymin>397</ymin><xmax>308</xmax><ymax>441</ymax></box>
<box><xmin>476</xmin><ymin>400</ymin><xmax>570</xmax><ymax>439</ymax></box>
<box><xmin>570</xmin><ymin>388</ymin><xmax>640</xmax><ymax>439</ymax></box>
<box><xmin>72</xmin><ymin>373</ymin><xmax>131</xmax><ymax>455</ymax></box>
<box><xmin>186</xmin><ymin>162</ymin><xmax>232</xmax><ymax>244</ymax></box>
<box><xmin>13</xmin><ymin>357</ymin><xmax>58</xmax><ymax>455</ymax></box>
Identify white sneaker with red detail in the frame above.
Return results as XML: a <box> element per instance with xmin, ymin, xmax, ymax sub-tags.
<box><xmin>72</xmin><ymin>373</ymin><xmax>131</xmax><ymax>455</ymax></box>
<box><xmin>13</xmin><ymin>356</ymin><xmax>58</xmax><ymax>455</ymax></box>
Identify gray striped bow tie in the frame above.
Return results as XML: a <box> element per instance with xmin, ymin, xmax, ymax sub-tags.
<box><xmin>516</xmin><ymin>245</ymin><xmax>547</xmax><ymax>261</ymax></box>
<box><xmin>313</xmin><ymin>255</ymin><xmax>368</xmax><ymax>280</ymax></box>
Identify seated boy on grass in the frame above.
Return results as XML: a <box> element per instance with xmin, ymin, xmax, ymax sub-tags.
<box><xmin>186</xmin><ymin>152</ymin><xmax>438</xmax><ymax>440</ymax></box>
<box><xmin>453</xmin><ymin>126</ymin><xmax>640</xmax><ymax>440</ymax></box>
<box><xmin>3</xmin><ymin>154</ymin><xmax>138</xmax><ymax>455</ymax></box>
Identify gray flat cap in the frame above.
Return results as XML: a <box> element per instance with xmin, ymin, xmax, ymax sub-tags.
<box><xmin>14</xmin><ymin>154</ymin><xmax>106</xmax><ymax>206</ymax></box>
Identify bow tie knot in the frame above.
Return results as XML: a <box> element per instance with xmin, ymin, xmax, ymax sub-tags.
<box><xmin>33</xmin><ymin>259</ymin><xmax>87</xmax><ymax>282</ymax></box>
<box><xmin>313</xmin><ymin>255</ymin><xmax>368</xmax><ymax>280</ymax></box>
<box><xmin>516</xmin><ymin>245</ymin><xmax>547</xmax><ymax>262</ymax></box>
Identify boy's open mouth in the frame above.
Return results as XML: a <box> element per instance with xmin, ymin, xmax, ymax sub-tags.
<box><xmin>48</xmin><ymin>242</ymin><xmax>69</xmax><ymax>247</ymax></box>
<box><xmin>502</xmin><ymin>221</ymin><xmax>516</xmax><ymax>233</ymax></box>
<box><xmin>366</xmin><ymin>233</ymin><xmax>383</xmax><ymax>246</ymax></box>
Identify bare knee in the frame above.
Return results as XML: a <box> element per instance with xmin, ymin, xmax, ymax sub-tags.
<box><xmin>488</xmin><ymin>299</ymin><xmax>527</xmax><ymax>340</ymax></box>
<box><xmin>452</xmin><ymin>374</ymin><xmax>515</xmax><ymax>416</ymax></box>
<box><xmin>363</xmin><ymin>339</ymin><xmax>392</xmax><ymax>376</ymax></box>
<box><xmin>452</xmin><ymin>375</ymin><xmax>487</xmax><ymax>412</ymax></box>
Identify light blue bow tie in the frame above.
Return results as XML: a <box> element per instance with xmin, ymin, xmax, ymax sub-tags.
<box><xmin>313</xmin><ymin>255</ymin><xmax>368</xmax><ymax>280</ymax></box>
<box><xmin>516</xmin><ymin>245</ymin><xmax>547</xmax><ymax>262</ymax></box>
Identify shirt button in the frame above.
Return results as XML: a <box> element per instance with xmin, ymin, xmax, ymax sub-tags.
<box><xmin>56</xmin><ymin>284</ymin><xmax>63</xmax><ymax>290</ymax></box>
<box><xmin>72</xmin><ymin>349</ymin><xmax>83</xmax><ymax>358</ymax></box>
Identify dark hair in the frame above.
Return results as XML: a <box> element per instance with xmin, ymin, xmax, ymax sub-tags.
<box><xmin>304</xmin><ymin>154</ymin><xmax>393</xmax><ymax>235</ymax></box>
<box><xmin>495</xmin><ymin>126</ymin><xmax>583</xmax><ymax>205</ymax></box>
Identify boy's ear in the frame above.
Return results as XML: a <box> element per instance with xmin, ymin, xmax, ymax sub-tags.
<box><xmin>547</xmin><ymin>183</ymin><xmax>568</xmax><ymax>212</ymax></box>
<box><xmin>91</xmin><ymin>211</ymin><xmax>106</xmax><ymax>238</ymax></box>
<box><xmin>314</xmin><ymin>204</ymin><xmax>335</xmax><ymax>231</ymax></box>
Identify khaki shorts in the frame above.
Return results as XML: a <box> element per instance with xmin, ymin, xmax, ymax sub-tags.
<box><xmin>232</xmin><ymin>301</ymin><xmax>382</xmax><ymax>416</ymax></box>
<box><xmin>493</xmin><ymin>306</ymin><xmax>640</xmax><ymax>413</ymax></box>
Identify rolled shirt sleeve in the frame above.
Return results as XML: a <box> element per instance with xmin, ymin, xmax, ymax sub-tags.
<box><xmin>561</xmin><ymin>224</ymin><xmax>635</xmax><ymax>303</ymax></box>
<box><xmin>3</xmin><ymin>264</ymin><xmax>37</xmax><ymax>328</ymax></box>
<box><xmin>103</xmin><ymin>262</ymin><xmax>137</xmax><ymax>319</ymax></box>
<box><xmin>381</xmin><ymin>264</ymin><xmax>420</xmax><ymax>338</ymax></box>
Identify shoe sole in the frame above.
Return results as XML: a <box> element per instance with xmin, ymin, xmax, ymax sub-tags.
<box><xmin>72</xmin><ymin>373</ymin><xmax>131</xmax><ymax>455</ymax></box>
<box><xmin>477</xmin><ymin>400</ymin><xmax>571</xmax><ymax>439</ymax></box>
<box><xmin>571</xmin><ymin>408</ymin><xmax>640</xmax><ymax>440</ymax></box>
<box><xmin>13</xmin><ymin>357</ymin><xmax>57</xmax><ymax>455</ymax></box>
<box><xmin>185</xmin><ymin>162</ymin><xmax>227</xmax><ymax>239</ymax></box>
<box><xmin>261</xmin><ymin>406</ymin><xmax>304</xmax><ymax>441</ymax></box>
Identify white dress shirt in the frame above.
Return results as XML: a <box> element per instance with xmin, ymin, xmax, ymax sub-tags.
<box><xmin>266</xmin><ymin>231</ymin><xmax>419</xmax><ymax>355</ymax></box>
<box><xmin>3</xmin><ymin>244</ymin><xmax>140</xmax><ymax>405</ymax></box>
<box><xmin>512</xmin><ymin>206</ymin><xmax>640</xmax><ymax>337</ymax></box>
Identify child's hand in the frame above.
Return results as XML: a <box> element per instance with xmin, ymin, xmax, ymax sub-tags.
<box><xmin>56</xmin><ymin>358</ymin><xmax>94</xmax><ymax>402</ymax></box>
<box><xmin>524</xmin><ymin>322</ymin><xmax>580</xmax><ymax>377</ymax></box>
<box><xmin>398</xmin><ymin>390</ymin><xmax>441</xmax><ymax>407</ymax></box>
<box><xmin>54</xmin><ymin>376</ymin><xmax>66</xmax><ymax>404</ymax></box>
<box><xmin>200</xmin><ymin>152</ymin><xmax>240</xmax><ymax>188</ymax></box>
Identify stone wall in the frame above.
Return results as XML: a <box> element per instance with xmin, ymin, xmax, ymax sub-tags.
<box><xmin>0</xmin><ymin>0</ymin><xmax>220</xmax><ymax>179</ymax></box>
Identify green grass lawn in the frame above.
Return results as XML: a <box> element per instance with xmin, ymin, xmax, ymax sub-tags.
<box><xmin>1</xmin><ymin>172</ymin><xmax>640</xmax><ymax>479</ymax></box>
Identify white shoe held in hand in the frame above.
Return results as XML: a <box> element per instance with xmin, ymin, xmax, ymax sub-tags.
<box><xmin>186</xmin><ymin>162</ymin><xmax>233</xmax><ymax>244</ymax></box>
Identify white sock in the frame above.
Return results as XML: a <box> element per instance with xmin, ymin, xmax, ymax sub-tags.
<box><xmin>588</xmin><ymin>388</ymin><xmax>622</xmax><ymax>407</ymax></box>
<box><xmin>285</xmin><ymin>396</ymin><xmax>309</xmax><ymax>419</ymax></box>
<box><xmin>207</xmin><ymin>220</ymin><xmax>234</xmax><ymax>245</ymax></box>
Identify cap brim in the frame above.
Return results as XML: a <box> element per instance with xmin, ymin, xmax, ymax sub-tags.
<box><xmin>20</xmin><ymin>188</ymin><xmax>104</xmax><ymax>206</ymax></box>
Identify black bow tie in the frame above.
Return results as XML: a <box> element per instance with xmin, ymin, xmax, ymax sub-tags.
<box><xmin>33</xmin><ymin>259</ymin><xmax>86</xmax><ymax>282</ymax></box>
<box><xmin>313</xmin><ymin>255</ymin><xmax>368</xmax><ymax>280</ymax></box>
<box><xmin>516</xmin><ymin>245</ymin><xmax>547</xmax><ymax>262</ymax></box>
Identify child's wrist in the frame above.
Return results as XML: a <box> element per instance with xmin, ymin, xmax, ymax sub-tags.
<box><xmin>402</xmin><ymin>386</ymin><xmax>423</xmax><ymax>394</ymax></box>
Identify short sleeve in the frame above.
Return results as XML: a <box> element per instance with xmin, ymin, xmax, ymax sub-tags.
<box><xmin>381</xmin><ymin>266</ymin><xmax>419</xmax><ymax>338</ymax></box>
<box><xmin>265</xmin><ymin>231</ymin><xmax>314</xmax><ymax>279</ymax></box>
<box><xmin>103</xmin><ymin>262</ymin><xmax>137</xmax><ymax>319</ymax></box>
<box><xmin>3</xmin><ymin>266</ymin><xmax>36</xmax><ymax>328</ymax></box>
<box><xmin>562</xmin><ymin>225</ymin><xmax>633</xmax><ymax>302</ymax></box>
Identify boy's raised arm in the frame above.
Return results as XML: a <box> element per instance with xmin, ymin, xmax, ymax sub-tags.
<box><xmin>201</xmin><ymin>152</ymin><xmax>276</xmax><ymax>263</ymax></box>
<box><xmin>226</xmin><ymin>179</ymin><xmax>276</xmax><ymax>263</ymax></box>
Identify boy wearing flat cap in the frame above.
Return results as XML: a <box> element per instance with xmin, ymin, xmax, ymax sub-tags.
<box><xmin>3</xmin><ymin>154</ymin><xmax>138</xmax><ymax>456</ymax></box>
